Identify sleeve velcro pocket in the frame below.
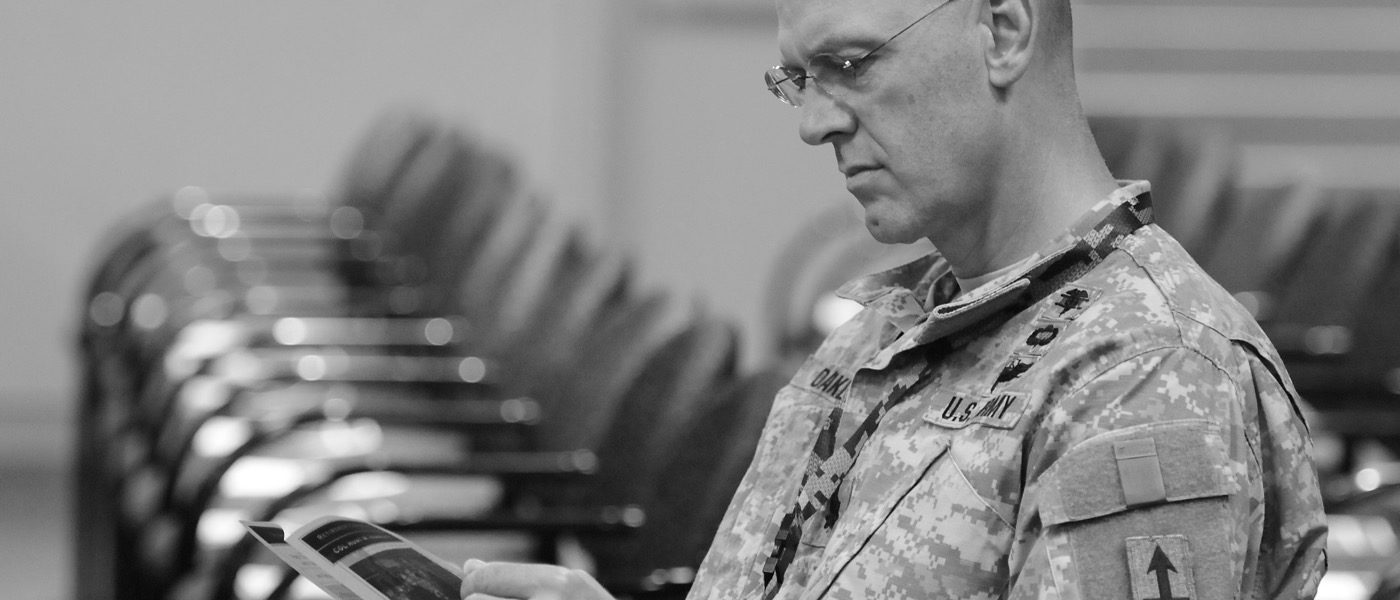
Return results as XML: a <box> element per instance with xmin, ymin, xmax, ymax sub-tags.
<box><xmin>1039</xmin><ymin>419</ymin><xmax>1239</xmax><ymax>526</ymax></box>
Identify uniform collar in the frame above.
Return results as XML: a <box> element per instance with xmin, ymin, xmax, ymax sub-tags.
<box><xmin>835</xmin><ymin>180</ymin><xmax>1153</xmax><ymax>339</ymax></box>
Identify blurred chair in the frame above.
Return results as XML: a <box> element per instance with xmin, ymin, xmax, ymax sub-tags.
<box><xmin>577</xmin><ymin>314</ymin><xmax>742</xmax><ymax>584</ymax></box>
<box><xmin>1196</xmin><ymin>182</ymin><xmax>1330</xmax><ymax>322</ymax></box>
<box><xmin>595</xmin><ymin>364</ymin><xmax>790</xmax><ymax>595</ymax></box>
<box><xmin>1089</xmin><ymin>116</ymin><xmax>1238</xmax><ymax>260</ymax></box>
<box><xmin>1259</xmin><ymin>189</ymin><xmax>1400</xmax><ymax>362</ymax></box>
<box><xmin>72</xmin><ymin>112</ymin><xmax>512</xmax><ymax>598</ymax></box>
<box><xmin>76</xmin><ymin>107</ymin><xmax>779</xmax><ymax>600</ymax></box>
<box><xmin>1282</xmin><ymin>189</ymin><xmax>1400</xmax><ymax>477</ymax></box>
<box><xmin>525</xmin><ymin>292</ymin><xmax>690</xmax><ymax>454</ymax></box>
<box><xmin>761</xmin><ymin>204</ymin><xmax>927</xmax><ymax>361</ymax></box>
<box><xmin>81</xmin><ymin>114</ymin><xmax>536</xmax><ymax>600</ymax></box>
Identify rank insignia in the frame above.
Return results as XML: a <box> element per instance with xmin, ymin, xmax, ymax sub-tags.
<box><xmin>992</xmin><ymin>354</ymin><xmax>1038</xmax><ymax>390</ymax></box>
<box><xmin>1126</xmin><ymin>535</ymin><xmax>1196</xmax><ymax>600</ymax></box>
<box><xmin>1051</xmin><ymin>285</ymin><xmax>1100</xmax><ymax>320</ymax></box>
<box><xmin>1022</xmin><ymin>318</ymin><xmax>1068</xmax><ymax>356</ymax></box>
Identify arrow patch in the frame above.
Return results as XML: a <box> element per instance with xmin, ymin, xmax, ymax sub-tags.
<box><xmin>1126</xmin><ymin>535</ymin><xmax>1196</xmax><ymax>600</ymax></box>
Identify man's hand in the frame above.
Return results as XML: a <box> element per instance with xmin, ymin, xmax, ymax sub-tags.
<box><xmin>459</xmin><ymin>559</ymin><xmax>616</xmax><ymax>600</ymax></box>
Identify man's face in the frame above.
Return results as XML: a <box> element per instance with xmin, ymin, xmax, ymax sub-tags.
<box><xmin>776</xmin><ymin>0</ymin><xmax>999</xmax><ymax>244</ymax></box>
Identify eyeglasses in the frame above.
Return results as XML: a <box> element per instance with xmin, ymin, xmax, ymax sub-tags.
<box><xmin>764</xmin><ymin>0</ymin><xmax>959</xmax><ymax>107</ymax></box>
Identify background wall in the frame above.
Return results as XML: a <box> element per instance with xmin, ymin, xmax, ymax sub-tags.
<box><xmin>0</xmin><ymin>1</ymin><xmax>617</xmax><ymax>468</ymax></box>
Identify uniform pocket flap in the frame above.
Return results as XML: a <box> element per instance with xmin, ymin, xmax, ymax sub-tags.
<box><xmin>1040</xmin><ymin>419</ymin><xmax>1239</xmax><ymax>527</ymax></box>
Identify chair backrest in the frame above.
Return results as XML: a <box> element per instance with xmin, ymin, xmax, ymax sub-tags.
<box><xmin>80</xmin><ymin>205</ymin><xmax>185</xmax><ymax>343</ymax></box>
<box><xmin>1327</xmin><ymin>189</ymin><xmax>1400</xmax><ymax>371</ymax></box>
<box><xmin>1199</xmin><ymin>183</ymin><xmax>1330</xmax><ymax>320</ymax></box>
<box><xmin>546</xmin><ymin>248</ymin><xmax>632</xmax><ymax>351</ymax></box>
<box><xmin>762</xmin><ymin>204</ymin><xmax>927</xmax><ymax>360</ymax></box>
<box><xmin>1090</xmin><ymin>116</ymin><xmax>1239</xmax><ymax>260</ymax></box>
<box><xmin>335</xmin><ymin>109</ymin><xmax>442</xmax><ymax>215</ymax></box>
<box><xmin>372</xmin><ymin>129</ymin><xmax>476</xmax><ymax>288</ymax></box>
<box><xmin>520</xmin><ymin>245</ymin><xmax>631</xmax><ymax>361</ymax></box>
<box><xmin>1275</xmin><ymin>188</ymin><xmax>1400</xmax><ymax>392</ymax></box>
<box><xmin>528</xmin><ymin>292</ymin><xmax>688</xmax><ymax>453</ymax></box>
<box><xmin>593</xmin><ymin>315</ymin><xmax>742</xmax><ymax>490</ymax></box>
<box><xmin>627</xmin><ymin>363</ymin><xmax>790</xmax><ymax>578</ymax></box>
<box><xmin>429</xmin><ymin>145</ymin><xmax>519</xmax><ymax>296</ymax></box>
<box><xmin>333</xmin><ymin>110</ymin><xmax>445</xmax><ymax>289</ymax></box>
<box><xmin>485</xmin><ymin>226</ymin><xmax>616</xmax><ymax>378</ymax></box>
<box><xmin>581</xmin><ymin>315</ymin><xmax>743</xmax><ymax>583</ymax></box>
<box><xmin>452</xmin><ymin>192</ymin><xmax>549</xmax><ymax>325</ymax></box>
<box><xmin>489</xmin><ymin>213</ymin><xmax>586</xmax><ymax>348</ymax></box>
<box><xmin>1268</xmin><ymin>189</ymin><xmax>1400</xmax><ymax>332</ymax></box>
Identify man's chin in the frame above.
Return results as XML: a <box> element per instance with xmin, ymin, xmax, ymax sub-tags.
<box><xmin>852</xmin><ymin>190</ymin><xmax>922</xmax><ymax>244</ymax></box>
<box><xmin>862</xmin><ymin>214</ymin><xmax>921</xmax><ymax>245</ymax></box>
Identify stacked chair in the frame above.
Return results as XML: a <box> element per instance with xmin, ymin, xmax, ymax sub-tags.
<box><xmin>75</xmin><ymin>110</ymin><xmax>784</xmax><ymax>600</ymax></box>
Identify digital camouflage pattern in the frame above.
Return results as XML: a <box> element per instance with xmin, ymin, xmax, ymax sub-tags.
<box><xmin>688</xmin><ymin>181</ymin><xmax>1327</xmax><ymax>600</ymax></box>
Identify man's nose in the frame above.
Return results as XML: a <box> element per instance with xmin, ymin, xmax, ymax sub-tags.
<box><xmin>797</xmin><ymin>92</ymin><xmax>856</xmax><ymax>146</ymax></box>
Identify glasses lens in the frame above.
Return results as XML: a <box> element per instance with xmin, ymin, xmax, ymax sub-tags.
<box><xmin>764</xmin><ymin>67</ymin><xmax>802</xmax><ymax>107</ymax></box>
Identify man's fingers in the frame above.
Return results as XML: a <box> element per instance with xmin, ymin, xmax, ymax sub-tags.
<box><xmin>459</xmin><ymin>560</ymin><xmax>614</xmax><ymax>600</ymax></box>
<box><xmin>460</xmin><ymin>560</ymin><xmax>571</xmax><ymax>599</ymax></box>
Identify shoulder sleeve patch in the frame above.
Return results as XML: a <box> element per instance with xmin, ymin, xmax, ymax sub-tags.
<box><xmin>1040</xmin><ymin>419</ymin><xmax>1239</xmax><ymax>526</ymax></box>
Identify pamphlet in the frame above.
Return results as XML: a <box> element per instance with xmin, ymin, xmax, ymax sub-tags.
<box><xmin>243</xmin><ymin>516</ymin><xmax>462</xmax><ymax>600</ymax></box>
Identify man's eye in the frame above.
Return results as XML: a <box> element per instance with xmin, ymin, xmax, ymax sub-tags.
<box><xmin>785</xmin><ymin>69</ymin><xmax>813</xmax><ymax>89</ymax></box>
<box><xmin>812</xmin><ymin>54</ymin><xmax>870</xmax><ymax>82</ymax></box>
<box><xmin>839</xmin><ymin>55</ymin><xmax>874</xmax><ymax>75</ymax></box>
<box><xmin>810</xmin><ymin>55</ymin><xmax>849</xmax><ymax>72</ymax></box>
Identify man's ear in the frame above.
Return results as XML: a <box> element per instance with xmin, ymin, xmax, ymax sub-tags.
<box><xmin>982</xmin><ymin>0</ymin><xmax>1034</xmax><ymax>88</ymax></box>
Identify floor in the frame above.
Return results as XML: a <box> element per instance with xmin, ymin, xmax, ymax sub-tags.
<box><xmin>0</xmin><ymin>467</ymin><xmax>71</xmax><ymax>600</ymax></box>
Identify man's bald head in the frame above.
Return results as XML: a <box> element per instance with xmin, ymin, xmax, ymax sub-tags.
<box><xmin>770</xmin><ymin>0</ymin><xmax>1115</xmax><ymax>272</ymax></box>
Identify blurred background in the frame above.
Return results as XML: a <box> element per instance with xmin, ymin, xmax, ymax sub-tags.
<box><xmin>1</xmin><ymin>1</ymin><xmax>1397</xmax><ymax>599</ymax></box>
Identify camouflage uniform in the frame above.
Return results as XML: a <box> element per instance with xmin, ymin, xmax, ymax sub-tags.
<box><xmin>689</xmin><ymin>181</ymin><xmax>1327</xmax><ymax>600</ymax></box>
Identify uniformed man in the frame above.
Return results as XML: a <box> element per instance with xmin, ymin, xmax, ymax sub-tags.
<box><xmin>460</xmin><ymin>0</ymin><xmax>1329</xmax><ymax>597</ymax></box>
